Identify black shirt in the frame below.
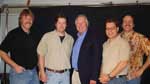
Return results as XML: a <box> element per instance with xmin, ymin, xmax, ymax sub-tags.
<box><xmin>0</xmin><ymin>27</ymin><xmax>38</xmax><ymax>69</ymax></box>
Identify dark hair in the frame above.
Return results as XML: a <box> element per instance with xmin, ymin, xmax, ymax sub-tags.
<box><xmin>122</xmin><ymin>14</ymin><xmax>134</xmax><ymax>21</ymax></box>
<box><xmin>105</xmin><ymin>18</ymin><xmax>119</xmax><ymax>27</ymax></box>
<box><xmin>19</xmin><ymin>9</ymin><xmax>34</xmax><ymax>25</ymax></box>
<box><xmin>121</xmin><ymin>11</ymin><xmax>135</xmax><ymax>22</ymax></box>
<box><xmin>54</xmin><ymin>14</ymin><xmax>67</xmax><ymax>24</ymax></box>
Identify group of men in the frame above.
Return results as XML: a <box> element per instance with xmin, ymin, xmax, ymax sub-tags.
<box><xmin>0</xmin><ymin>8</ymin><xmax>150</xmax><ymax>84</ymax></box>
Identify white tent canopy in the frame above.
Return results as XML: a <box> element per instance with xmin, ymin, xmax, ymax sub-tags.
<box><xmin>0</xmin><ymin>0</ymin><xmax>150</xmax><ymax>7</ymax></box>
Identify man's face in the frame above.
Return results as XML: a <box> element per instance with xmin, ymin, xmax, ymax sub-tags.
<box><xmin>122</xmin><ymin>15</ymin><xmax>134</xmax><ymax>32</ymax></box>
<box><xmin>75</xmin><ymin>16</ymin><xmax>88</xmax><ymax>34</ymax></box>
<box><xmin>55</xmin><ymin>18</ymin><xmax>67</xmax><ymax>33</ymax></box>
<box><xmin>20</xmin><ymin>15</ymin><xmax>33</xmax><ymax>31</ymax></box>
<box><xmin>106</xmin><ymin>22</ymin><xmax>118</xmax><ymax>39</ymax></box>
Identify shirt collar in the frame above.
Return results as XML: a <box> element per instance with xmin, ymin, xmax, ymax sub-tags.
<box><xmin>107</xmin><ymin>35</ymin><xmax>121</xmax><ymax>44</ymax></box>
<box><xmin>122</xmin><ymin>30</ymin><xmax>134</xmax><ymax>37</ymax></box>
<box><xmin>54</xmin><ymin>29</ymin><xmax>69</xmax><ymax>39</ymax></box>
<box><xmin>77</xmin><ymin>30</ymin><xmax>87</xmax><ymax>38</ymax></box>
<box><xmin>19</xmin><ymin>26</ymin><xmax>31</xmax><ymax>35</ymax></box>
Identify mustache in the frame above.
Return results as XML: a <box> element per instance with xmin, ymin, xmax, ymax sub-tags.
<box><xmin>125</xmin><ymin>24</ymin><xmax>132</xmax><ymax>26</ymax></box>
<box><xmin>25</xmin><ymin>22</ymin><xmax>32</xmax><ymax>24</ymax></box>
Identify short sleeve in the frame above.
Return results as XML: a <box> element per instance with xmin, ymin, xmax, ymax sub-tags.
<box><xmin>140</xmin><ymin>36</ymin><xmax>150</xmax><ymax>56</ymax></box>
<box><xmin>0</xmin><ymin>32</ymin><xmax>12</xmax><ymax>53</ymax></box>
<box><xmin>37</xmin><ymin>34</ymin><xmax>48</xmax><ymax>56</ymax></box>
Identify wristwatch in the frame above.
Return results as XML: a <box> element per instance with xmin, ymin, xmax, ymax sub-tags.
<box><xmin>108</xmin><ymin>74</ymin><xmax>114</xmax><ymax>80</ymax></box>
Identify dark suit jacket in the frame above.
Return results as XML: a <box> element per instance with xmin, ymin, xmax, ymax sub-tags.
<box><xmin>72</xmin><ymin>28</ymin><xmax>103</xmax><ymax>84</ymax></box>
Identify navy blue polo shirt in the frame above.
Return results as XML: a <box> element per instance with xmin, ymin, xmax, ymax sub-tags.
<box><xmin>0</xmin><ymin>27</ymin><xmax>38</xmax><ymax>69</ymax></box>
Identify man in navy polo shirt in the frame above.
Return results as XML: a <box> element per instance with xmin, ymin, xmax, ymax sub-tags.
<box><xmin>0</xmin><ymin>9</ymin><xmax>39</xmax><ymax>84</ymax></box>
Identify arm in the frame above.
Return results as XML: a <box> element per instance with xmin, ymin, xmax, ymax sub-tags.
<box><xmin>37</xmin><ymin>34</ymin><xmax>48</xmax><ymax>82</ymax></box>
<box><xmin>0</xmin><ymin>32</ymin><xmax>25</xmax><ymax>73</ymax></box>
<box><xmin>135</xmin><ymin>36</ymin><xmax>150</xmax><ymax>77</ymax></box>
<box><xmin>110</xmin><ymin>39</ymin><xmax>130</xmax><ymax>77</ymax></box>
<box><xmin>100</xmin><ymin>40</ymin><xmax>130</xmax><ymax>83</ymax></box>
<box><xmin>142</xmin><ymin>36</ymin><xmax>150</xmax><ymax>68</ymax></box>
<box><xmin>109</xmin><ymin>61</ymin><xmax>128</xmax><ymax>77</ymax></box>
<box><xmin>135</xmin><ymin>56</ymin><xmax>150</xmax><ymax>77</ymax></box>
<box><xmin>90</xmin><ymin>40</ymin><xmax>102</xmax><ymax>84</ymax></box>
<box><xmin>0</xmin><ymin>50</ymin><xmax>25</xmax><ymax>73</ymax></box>
<box><xmin>38</xmin><ymin>54</ymin><xmax>47</xmax><ymax>82</ymax></box>
<box><xmin>99</xmin><ymin>64</ymin><xmax>110</xmax><ymax>84</ymax></box>
<box><xmin>99</xmin><ymin>61</ymin><xmax>128</xmax><ymax>84</ymax></box>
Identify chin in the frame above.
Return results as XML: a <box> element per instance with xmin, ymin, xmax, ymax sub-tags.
<box><xmin>124</xmin><ymin>27</ymin><xmax>131</xmax><ymax>31</ymax></box>
<box><xmin>25</xmin><ymin>25</ymin><xmax>31</xmax><ymax>28</ymax></box>
<box><xmin>125</xmin><ymin>29</ymin><xmax>131</xmax><ymax>32</ymax></box>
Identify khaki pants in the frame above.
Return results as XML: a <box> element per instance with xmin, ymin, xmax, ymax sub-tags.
<box><xmin>72</xmin><ymin>70</ymin><xmax>81</xmax><ymax>84</ymax></box>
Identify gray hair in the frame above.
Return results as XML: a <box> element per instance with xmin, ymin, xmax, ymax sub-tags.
<box><xmin>75</xmin><ymin>14</ymin><xmax>89</xmax><ymax>26</ymax></box>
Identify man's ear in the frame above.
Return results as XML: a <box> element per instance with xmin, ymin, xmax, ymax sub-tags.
<box><xmin>117</xmin><ymin>27</ymin><xmax>119</xmax><ymax>32</ymax></box>
<box><xmin>133</xmin><ymin>23</ymin><xmax>135</xmax><ymax>28</ymax></box>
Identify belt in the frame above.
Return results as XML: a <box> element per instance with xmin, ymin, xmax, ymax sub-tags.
<box><xmin>46</xmin><ymin>68</ymin><xmax>68</xmax><ymax>73</ymax></box>
<box><xmin>74</xmin><ymin>69</ymin><xmax>78</xmax><ymax>72</ymax></box>
<box><xmin>114</xmin><ymin>75</ymin><xmax>126</xmax><ymax>78</ymax></box>
<box><xmin>109</xmin><ymin>75</ymin><xmax>126</xmax><ymax>80</ymax></box>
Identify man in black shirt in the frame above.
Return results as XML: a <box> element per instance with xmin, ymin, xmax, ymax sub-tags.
<box><xmin>0</xmin><ymin>9</ymin><xmax>39</xmax><ymax>84</ymax></box>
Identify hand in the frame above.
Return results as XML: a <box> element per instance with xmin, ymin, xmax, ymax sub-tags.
<box><xmin>90</xmin><ymin>80</ymin><xmax>96</xmax><ymax>84</ymax></box>
<box><xmin>128</xmin><ymin>69</ymin><xmax>144</xmax><ymax>80</ymax></box>
<box><xmin>13</xmin><ymin>65</ymin><xmax>25</xmax><ymax>73</ymax></box>
<box><xmin>134</xmin><ymin>69</ymin><xmax>144</xmax><ymax>78</ymax></box>
<box><xmin>39</xmin><ymin>71</ymin><xmax>48</xmax><ymax>83</ymax></box>
<box><xmin>128</xmin><ymin>71</ymin><xmax>137</xmax><ymax>80</ymax></box>
<box><xmin>99</xmin><ymin>74</ymin><xmax>110</xmax><ymax>84</ymax></box>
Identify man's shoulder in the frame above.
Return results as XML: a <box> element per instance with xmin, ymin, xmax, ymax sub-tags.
<box><xmin>103</xmin><ymin>41</ymin><xmax>107</xmax><ymax>47</ymax></box>
<box><xmin>7</xmin><ymin>27</ymin><xmax>20</xmax><ymax>36</ymax></box>
<box><xmin>65</xmin><ymin>32</ymin><xmax>74</xmax><ymax>40</ymax></box>
<box><xmin>43</xmin><ymin>30</ymin><xmax>55</xmax><ymax>37</ymax></box>
<box><xmin>131</xmin><ymin>31</ymin><xmax>149</xmax><ymax>42</ymax></box>
<box><xmin>133</xmin><ymin>31</ymin><xmax>145</xmax><ymax>38</ymax></box>
<box><xmin>121</xmin><ymin>31</ymin><xmax>146</xmax><ymax>39</ymax></box>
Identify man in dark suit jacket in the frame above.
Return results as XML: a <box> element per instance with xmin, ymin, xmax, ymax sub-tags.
<box><xmin>71</xmin><ymin>14</ymin><xmax>102</xmax><ymax>84</ymax></box>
